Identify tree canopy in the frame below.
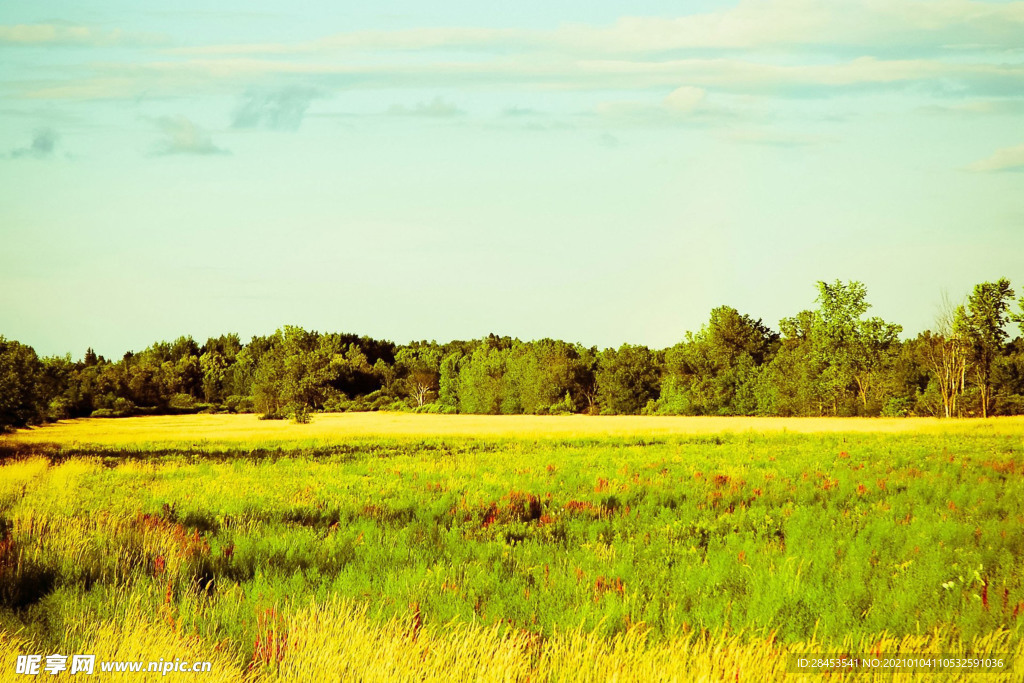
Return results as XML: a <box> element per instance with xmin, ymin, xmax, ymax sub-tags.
<box><xmin>3</xmin><ymin>278</ymin><xmax>1024</xmax><ymax>430</ymax></box>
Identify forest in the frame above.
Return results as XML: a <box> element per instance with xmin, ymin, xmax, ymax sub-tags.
<box><xmin>3</xmin><ymin>278</ymin><xmax>1024</xmax><ymax>430</ymax></box>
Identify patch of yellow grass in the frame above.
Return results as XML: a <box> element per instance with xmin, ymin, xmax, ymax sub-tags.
<box><xmin>8</xmin><ymin>600</ymin><xmax>1019</xmax><ymax>682</ymax></box>
<box><xmin>0</xmin><ymin>612</ymin><xmax>245</xmax><ymax>683</ymax></box>
<box><xmin>268</xmin><ymin>601</ymin><xmax>1024</xmax><ymax>682</ymax></box>
<box><xmin>3</xmin><ymin>413</ymin><xmax>1023</xmax><ymax>449</ymax></box>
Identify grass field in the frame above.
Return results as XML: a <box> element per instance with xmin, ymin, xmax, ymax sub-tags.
<box><xmin>2</xmin><ymin>415</ymin><xmax>1023</xmax><ymax>680</ymax></box>
<box><xmin>6</xmin><ymin>413</ymin><xmax>1024</xmax><ymax>448</ymax></box>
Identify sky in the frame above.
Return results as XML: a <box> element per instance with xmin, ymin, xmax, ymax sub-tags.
<box><xmin>1</xmin><ymin>0</ymin><xmax>1023</xmax><ymax>358</ymax></box>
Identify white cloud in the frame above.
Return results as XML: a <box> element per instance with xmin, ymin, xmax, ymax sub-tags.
<box><xmin>721</xmin><ymin>128</ymin><xmax>832</xmax><ymax>147</ymax></box>
<box><xmin>19</xmin><ymin>55</ymin><xmax>1024</xmax><ymax>103</ymax></box>
<box><xmin>596</xmin><ymin>86</ymin><xmax>728</xmax><ymax>127</ymax></box>
<box><xmin>966</xmin><ymin>143</ymin><xmax>1024</xmax><ymax>172</ymax></box>
<box><xmin>232</xmin><ymin>87</ymin><xmax>322</xmax><ymax>130</ymax></box>
<box><xmin>167</xmin><ymin>1</ymin><xmax>1024</xmax><ymax>56</ymax></box>
<box><xmin>0</xmin><ymin>23</ymin><xmax>168</xmax><ymax>47</ymax></box>
<box><xmin>151</xmin><ymin>116</ymin><xmax>228</xmax><ymax>156</ymax></box>
<box><xmin>387</xmin><ymin>97</ymin><xmax>463</xmax><ymax>117</ymax></box>
<box><xmin>664</xmin><ymin>86</ymin><xmax>706</xmax><ymax>113</ymax></box>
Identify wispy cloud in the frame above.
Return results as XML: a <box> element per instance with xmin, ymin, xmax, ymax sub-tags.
<box><xmin>231</xmin><ymin>86</ymin><xmax>322</xmax><ymax>131</ymax></box>
<box><xmin>16</xmin><ymin>55</ymin><xmax>1024</xmax><ymax>104</ymax></box>
<box><xmin>596</xmin><ymin>86</ymin><xmax>731</xmax><ymax>126</ymax></box>
<box><xmin>663</xmin><ymin>86</ymin><xmax>706</xmax><ymax>113</ymax></box>
<box><xmin>151</xmin><ymin>116</ymin><xmax>228</xmax><ymax>156</ymax></box>
<box><xmin>721</xmin><ymin>128</ymin><xmax>832</xmax><ymax>147</ymax></box>
<box><xmin>966</xmin><ymin>143</ymin><xmax>1024</xmax><ymax>172</ymax></box>
<box><xmin>0</xmin><ymin>23</ymin><xmax>168</xmax><ymax>47</ymax></box>
<box><xmin>502</xmin><ymin>106</ymin><xmax>539</xmax><ymax>117</ymax></box>
<box><xmin>387</xmin><ymin>97</ymin><xmax>463</xmax><ymax>117</ymax></box>
<box><xmin>8</xmin><ymin>128</ymin><xmax>58</xmax><ymax>158</ymax></box>
<box><xmin>168</xmin><ymin>1</ymin><xmax>1024</xmax><ymax>56</ymax></box>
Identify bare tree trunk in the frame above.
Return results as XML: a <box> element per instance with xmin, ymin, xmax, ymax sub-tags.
<box><xmin>929</xmin><ymin>293</ymin><xmax>969</xmax><ymax>419</ymax></box>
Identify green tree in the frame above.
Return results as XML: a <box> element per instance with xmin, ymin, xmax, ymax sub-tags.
<box><xmin>756</xmin><ymin>310</ymin><xmax>821</xmax><ymax>416</ymax></box>
<box><xmin>962</xmin><ymin>278</ymin><xmax>1015</xmax><ymax>417</ymax></box>
<box><xmin>437</xmin><ymin>352</ymin><xmax>461</xmax><ymax>412</ymax></box>
<box><xmin>595</xmin><ymin>344</ymin><xmax>659</xmax><ymax>415</ymax></box>
<box><xmin>659</xmin><ymin>306</ymin><xmax>777</xmax><ymax>415</ymax></box>
<box><xmin>457</xmin><ymin>344</ymin><xmax>507</xmax><ymax>414</ymax></box>
<box><xmin>763</xmin><ymin>281</ymin><xmax>902</xmax><ymax>416</ymax></box>
<box><xmin>395</xmin><ymin>345</ymin><xmax>442</xmax><ymax>407</ymax></box>
<box><xmin>0</xmin><ymin>337</ymin><xmax>46</xmax><ymax>430</ymax></box>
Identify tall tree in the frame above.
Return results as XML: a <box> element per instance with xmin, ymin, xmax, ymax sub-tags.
<box><xmin>395</xmin><ymin>345</ymin><xmax>442</xmax><ymax>408</ymax></box>
<box><xmin>962</xmin><ymin>278</ymin><xmax>1015</xmax><ymax>417</ymax></box>
<box><xmin>921</xmin><ymin>294</ymin><xmax>970</xmax><ymax>418</ymax></box>
<box><xmin>660</xmin><ymin>306</ymin><xmax>777</xmax><ymax>415</ymax></box>
<box><xmin>596</xmin><ymin>344</ymin><xmax>659</xmax><ymax>415</ymax></box>
<box><xmin>0</xmin><ymin>337</ymin><xmax>45</xmax><ymax>430</ymax></box>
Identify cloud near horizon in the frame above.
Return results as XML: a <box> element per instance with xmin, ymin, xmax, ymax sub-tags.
<box><xmin>7</xmin><ymin>128</ymin><xmax>58</xmax><ymax>158</ymax></box>
<box><xmin>966</xmin><ymin>143</ymin><xmax>1024</xmax><ymax>173</ymax></box>
<box><xmin>165</xmin><ymin>1</ymin><xmax>1024</xmax><ymax>56</ymax></box>
<box><xmin>0</xmin><ymin>23</ymin><xmax>167</xmax><ymax>47</ymax></box>
<box><xmin>231</xmin><ymin>86</ymin><xmax>322</xmax><ymax>131</ymax></box>
<box><xmin>151</xmin><ymin>116</ymin><xmax>228</xmax><ymax>156</ymax></box>
<box><xmin>387</xmin><ymin>97</ymin><xmax>463</xmax><ymax>118</ymax></box>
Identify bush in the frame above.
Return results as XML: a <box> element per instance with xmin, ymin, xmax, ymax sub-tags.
<box><xmin>548</xmin><ymin>392</ymin><xmax>577</xmax><ymax>415</ymax></box>
<box><xmin>996</xmin><ymin>394</ymin><xmax>1024</xmax><ymax>416</ymax></box>
<box><xmin>47</xmin><ymin>397</ymin><xmax>72</xmax><ymax>421</ymax></box>
<box><xmin>167</xmin><ymin>393</ymin><xmax>196</xmax><ymax>411</ymax></box>
<box><xmin>323</xmin><ymin>393</ymin><xmax>352</xmax><ymax>413</ymax></box>
<box><xmin>881</xmin><ymin>397</ymin><xmax>911</xmax><ymax>418</ymax></box>
<box><xmin>112</xmin><ymin>397</ymin><xmax>136</xmax><ymax>416</ymax></box>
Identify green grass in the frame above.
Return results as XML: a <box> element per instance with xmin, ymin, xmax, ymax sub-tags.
<box><xmin>1</xmin><ymin>431</ymin><xmax>1023</xmax><ymax>671</ymax></box>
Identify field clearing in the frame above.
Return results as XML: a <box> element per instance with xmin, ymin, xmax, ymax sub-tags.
<box><xmin>4</xmin><ymin>413</ymin><xmax>1024</xmax><ymax>449</ymax></box>
<box><xmin>2</xmin><ymin>417</ymin><xmax>1023</xmax><ymax>680</ymax></box>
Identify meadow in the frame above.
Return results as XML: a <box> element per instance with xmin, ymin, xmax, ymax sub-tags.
<box><xmin>1</xmin><ymin>415</ymin><xmax>1023</xmax><ymax>681</ymax></box>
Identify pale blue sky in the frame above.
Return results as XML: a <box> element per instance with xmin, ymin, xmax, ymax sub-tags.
<box><xmin>2</xmin><ymin>1</ymin><xmax>1023</xmax><ymax>357</ymax></box>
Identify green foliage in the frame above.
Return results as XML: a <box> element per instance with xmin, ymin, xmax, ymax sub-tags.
<box><xmin>657</xmin><ymin>307</ymin><xmax>777</xmax><ymax>415</ymax></box>
<box><xmin>437</xmin><ymin>352</ymin><xmax>461</xmax><ymax>411</ymax></box>
<box><xmin>754</xmin><ymin>282</ymin><xmax>903</xmax><ymax>417</ymax></box>
<box><xmin>596</xmin><ymin>345</ymin><xmax>659</xmax><ymax>415</ymax></box>
<box><xmin>168</xmin><ymin>393</ymin><xmax>197</xmax><ymax>411</ymax></box>
<box><xmin>0</xmin><ymin>337</ymin><xmax>46</xmax><ymax>430</ymax></box>
<box><xmin>963</xmin><ymin>279</ymin><xmax>1016</xmax><ymax>417</ymax></box>
<box><xmin>2</xmin><ymin>280</ymin><xmax>1024</xmax><ymax>424</ymax></box>
<box><xmin>880</xmin><ymin>396</ymin><xmax>911</xmax><ymax>417</ymax></box>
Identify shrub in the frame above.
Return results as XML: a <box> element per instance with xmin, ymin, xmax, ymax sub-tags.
<box><xmin>549</xmin><ymin>392</ymin><xmax>577</xmax><ymax>415</ymax></box>
<box><xmin>323</xmin><ymin>393</ymin><xmax>352</xmax><ymax>413</ymax></box>
<box><xmin>47</xmin><ymin>397</ymin><xmax>72</xmax><ymax>421</ymax></box>
<box><xmin>881</xmin><ymin>397</ymin><xmax>911</xmax><ymax>418</ymax></box>
<box><xmin>112</xmin><ymin>397</ymin><xmax>136</xmax><ymax>416</ymax></box>
<box><xmin>168</xmin><ymin>393</ymin><xmax>196</xmax><ymax>411</ymax></box>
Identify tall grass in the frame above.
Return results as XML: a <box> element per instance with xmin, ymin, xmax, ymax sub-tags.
<box><xmin>1</xmin><ymin>423</ymin><xmax>1022</xmax><ymax>679</ymax></box>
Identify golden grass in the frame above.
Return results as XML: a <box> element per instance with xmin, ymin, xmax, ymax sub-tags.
<box><xmin>4</xmin><ymin>600</ymin><xmax>1021</xmax><ymax>682</ymax></box>
<box><xmin>4</xmin><ymin>413</ymin><xmax>1023</xmax><ymax>449</ymax></box>
<box><xmin>273</xmin><ymin>602</ymin><xmax>1024</xmax><ymax>682</ymax></box>
<box><xmin>0</xmin><ymin>612</ymin><xmax>246</xmax><ymax>683</ymax></box>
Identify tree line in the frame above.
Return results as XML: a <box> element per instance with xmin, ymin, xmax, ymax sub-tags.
<box><xmin>2</xmin><ymin>279</ymin><xmax>1024</xmax><ymax>430</ymax></box>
